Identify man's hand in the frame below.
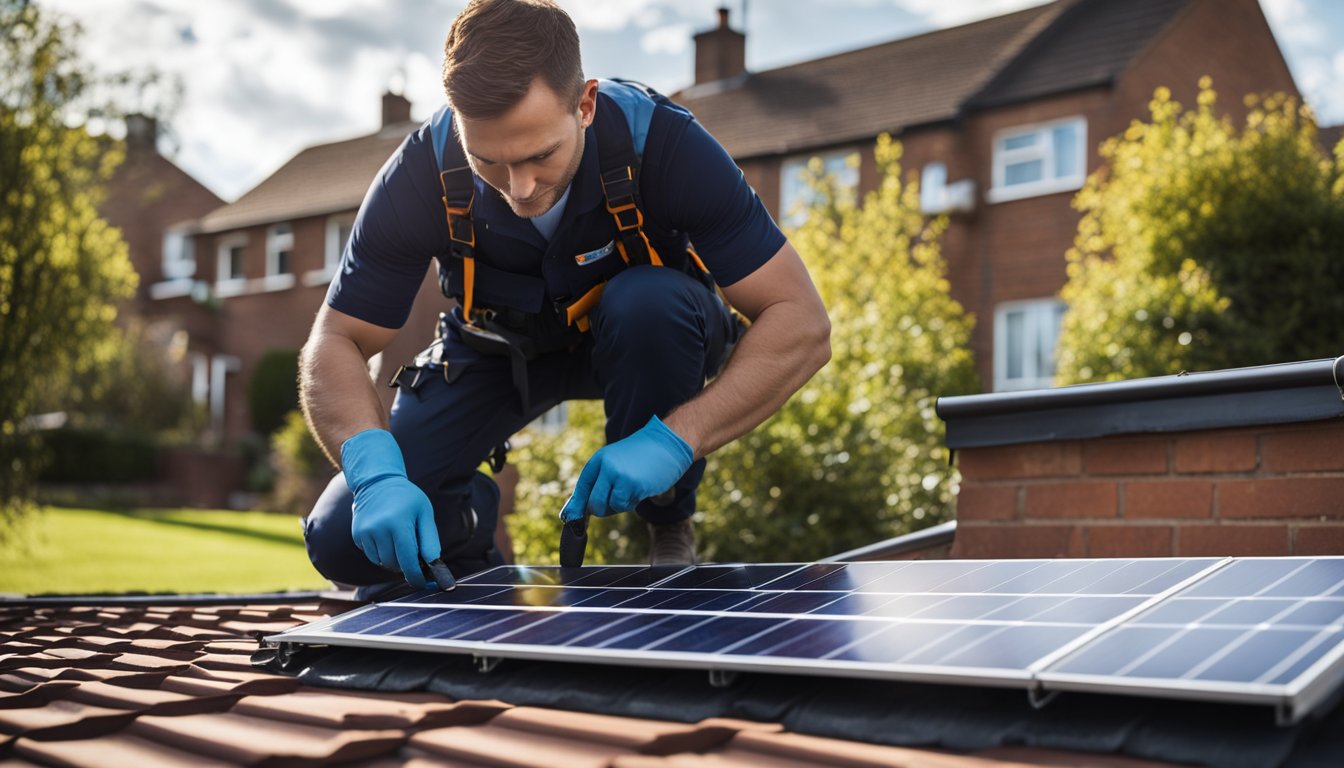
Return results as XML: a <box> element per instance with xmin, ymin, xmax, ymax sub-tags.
<box><xmin>560</xmin><ymin>416</ymin><xmax>694</xmax><ymax>522</ymax></box>
<box><xmin>342</xmin><ymin>429</ymin><xmax>441</xmax><ymax>589</ymax></box>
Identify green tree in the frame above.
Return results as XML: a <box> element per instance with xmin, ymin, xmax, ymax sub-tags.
<box><xmin>508</xmin><ymin>135</ymin><xmax>978</xmax><ymax>564</ymax></box>
<box><xmin>1056</xmin><ymin>79</ymin><xmax>1344</xmax><ymax>384</ymax></box>
<box><xmin>1</xmin><ymin>1</ymin><xmax>137</xmax><ymax>523</ymax></box>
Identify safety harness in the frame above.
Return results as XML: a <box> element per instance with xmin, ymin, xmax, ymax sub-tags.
<box><xmin>431</xmin><ymin>79</ymin><xmax>700</xmax><ymax>337</ymax></box>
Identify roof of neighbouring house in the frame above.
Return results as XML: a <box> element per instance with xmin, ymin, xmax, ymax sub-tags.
<box><xmin>4</xmin><ymin>592</ymin><xmax>1343</xmax><ymax>766</ymax></box>
<box><xmin>195</xmin><ymin>122</ymin><xmax>416</xmax><ymax>235</ymax></box>
<box><xmin>672</xmin><ymin>0</ymin><xmax>1195</xmax><ymax>159</ymax></box>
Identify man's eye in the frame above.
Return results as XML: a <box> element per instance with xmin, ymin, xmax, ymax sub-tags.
<box><xmin>532</xmin><ymin>151</ymin><xmax>554</xmax><ymax>162</ymax></box>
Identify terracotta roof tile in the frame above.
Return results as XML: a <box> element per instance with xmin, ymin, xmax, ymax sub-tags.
<box><xmin>63</xmin><ymin>680</ymin><xmax>236</xmax><ymax>716</ymax></box>
<box><xmin>129</xmin><ymin>711</ymin><xmax>406</xmax><ymax>764</ymax></box>
<box><xmin>490</xmin><ymin>706</ymin><xmax>739</xmax><ymax>754</ymax></box>
<box><xmin>411</xmin><ymin>722</ymin><xmax>633</xmax><ymax>768</ymax></box>
<box><xmin>0</xmin><ymin>699</ymin><xmax>137</xmax><ymax>741</ymax></box>
<box><xmin>727</xmin><ymin>730</ymin><xmax>1047</xmax><ymax>768</ymax></box>
<box><xmin>14</xmin><ymin>732</ymin><xmax>238</xmax><ymax>767</ymax></box>
<box><xmin>231</xmin><ymin>688</ymin><xmax>491</xmax><ymax>730</ymax></box>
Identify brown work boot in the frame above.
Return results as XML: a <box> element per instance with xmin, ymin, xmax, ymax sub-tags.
<box><xmin>648</xmin><ymin>518</ymin><xmax>696</xmax><ymax>565</ymax></box>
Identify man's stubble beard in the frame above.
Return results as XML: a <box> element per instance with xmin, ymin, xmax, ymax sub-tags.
<box><xmin>508</xmin><ymin>119</ymin><xmax>585</xmax><ymax>219</ymax></box>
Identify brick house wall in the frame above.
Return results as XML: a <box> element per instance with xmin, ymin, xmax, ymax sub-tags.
<box><xmin>941</xmin><ymin>358</ymin><xmax>1344</xmax><ymax>560</ymax></box>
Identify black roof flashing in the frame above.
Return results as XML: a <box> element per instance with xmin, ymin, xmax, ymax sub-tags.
<box><xmin>937</xmin><ymin>356</ymin><xmax>1344</xmax><ymax>449</ymax></box>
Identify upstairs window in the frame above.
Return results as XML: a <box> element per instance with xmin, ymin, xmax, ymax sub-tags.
<box><xmin>306</xmin><ymin>213</ymin><xmax>354</xmax><ymax>286</ymax></box>
<box><xmin>260</xmin><ymin>223</ymin><xmax>296</xmax><ymax>291</ymax></box>
<box><xmin>988</xmin><ymin>117</ymin><xmax>1086</xmax><ymax>203</ymax></box>
<box><xmin>161</xmin><ymin>229</ymin><xmax>195</xmax><ymax>280</ymax></box>
<box><xmin>266</xmin><ymin>223</ymin><xmax>293</xmax><ymax>277</ymax></box>
<box><xmin>994</xmin><ymin>298</ymin><xmax>1066</xmax><ymax>392</ymax></box>
<box><xmin>779</xmin><ymin>150</ymin><xmax>859</xmax><ymax>228</ymax></box>
<box><xmin>215</xmin><ymin>235</ymin><xmax>248</xmax><ymax>297</ymax></box>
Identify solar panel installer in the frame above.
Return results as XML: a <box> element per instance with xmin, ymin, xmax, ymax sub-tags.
<box><xmin>299</xmin><ymin>0</ymin><xmax>830</xmax><ymax>591</ymax></box>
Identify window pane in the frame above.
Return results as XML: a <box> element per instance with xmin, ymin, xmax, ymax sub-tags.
<box><xmin>1002</xmin><ymin>132</ymin><xmax>1037</xmax><ymax>151</ymax></box>
<box><xmin>229</xmin><ymin>246</ymin><xmax>245</xmax><ymax>279</ymax></box>
<box><xmin>1052</xmin><ymin>124</ymin><xmax>1081</xmax><ymax>178</ymax></box>
<box><xmin>276</xmin><ymin>250</ymin><xmax>291</xmax><ymax>275</ymax></box>
<box><xmin>1004</xmin><ymin>159</ymin><xmax>1044</xmax><ymax>186</ymax></box>
<box><xmin>1006</xmin><ymin>311</ymin><xmax>1024</xmax><ymax>380</ymax></box>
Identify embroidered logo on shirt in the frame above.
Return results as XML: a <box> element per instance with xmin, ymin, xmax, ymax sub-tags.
<box><xmin>575</xmin><ymin>240</ymin><xmax>616</xmax><ymax>266</ymax></box>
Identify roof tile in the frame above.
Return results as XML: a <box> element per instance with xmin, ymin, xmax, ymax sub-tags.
<box><xmin>14</xmin><ymin>732</ymin><xmax>238</xmax><ymax>768</ymax></box>
<box><xmin>129</xmin><ymin>711</ymin><xmax>405</xmax><ymax>764</ymax></box>
<box><xmin>411</xmin><ymin>723</ymin><xmax>633</xmax><ymax>768</ymax></box>
<box><xmin>231</xmin><ymin>688</ymin><xmax>495</xmax><ymax>730</ymax></box>
<box><xmin>0</xmin><ymin>699</ymin><xmax>138</xmax><ymax>741</ymax></box>
<box><xmin>63</xmin><ymin>680</ymin><xmax>237</xmax><ymax>716</ymax></box>
<box><xmin>491</xmin><ymin>706</ymin><xmax>740</xmax><ymax>755</ymax></box>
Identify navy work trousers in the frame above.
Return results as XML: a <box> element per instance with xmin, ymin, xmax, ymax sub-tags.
<box><xmin>304</xmin><ymin>266</ymin><xmax>737</xmax><ymax>586</ymax></box>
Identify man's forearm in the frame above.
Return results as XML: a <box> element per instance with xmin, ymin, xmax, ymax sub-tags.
<box><xmin>664</xmin><ymin>299</ymin><xmax>830</xmax><ymax>460</ymax></box>
<box><xmin>299</xmin><ymin>331</ymin><xmax>391</xmax><ymax>467</ymax></box>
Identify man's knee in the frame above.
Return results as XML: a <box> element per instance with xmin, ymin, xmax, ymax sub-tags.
<box><xmin>594</xmin><ymin>266</ymin><xmax>703</xmax><ymax>337</ymax></box>
<box><xmin>304</xmin><ymin>473</ymin><xmax>390</xmax><ymax>586</ymax></box>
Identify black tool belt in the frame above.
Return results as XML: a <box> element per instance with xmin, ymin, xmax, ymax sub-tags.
<box><xmin>443</xmin><ymin>305</ymin><xmax>584</xmax><ymax>412</ymax></box>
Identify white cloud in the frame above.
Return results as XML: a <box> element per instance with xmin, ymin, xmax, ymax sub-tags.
<box><xmin>642</xmin><ymin>23</ymin><xmax>693</xmax><ymax>57</ymax></box>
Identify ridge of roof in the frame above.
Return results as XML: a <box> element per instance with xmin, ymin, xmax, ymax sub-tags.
<box><xmin>196</xmin><ymin>119</ymin><xmax>420</xmax><ymax>235</ymax></box>
<box><xmin>670</xmin><ymin>2</ymin><xmax>1064</xmax><ymax>159</ymax></box>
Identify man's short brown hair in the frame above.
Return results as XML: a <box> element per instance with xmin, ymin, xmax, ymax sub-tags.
<box><xmin>442</xmin><ymin>0</ymin><xmax>584</xmax><ymax>120</ymax></box>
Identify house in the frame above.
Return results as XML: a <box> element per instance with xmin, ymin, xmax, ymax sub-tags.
<box><xmin>675</xmin><ymin>0</ymin><xmax>1299</xmax><ymax>392</ymax></box>
<box><xmin>177</xmin><ymin>92</ymin><xmax>448</xmax><ymax>443</ymax></box>
<box><xmin>133</xmin><ymin>0</ymin><xmax>1305</xmax><ymax>469</ymax></box>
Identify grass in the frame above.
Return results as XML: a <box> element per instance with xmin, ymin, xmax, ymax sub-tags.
<box><xmin>0</xmin><ymin>506</ymin><xmax>330</xmax><ymax>595</ymax></box>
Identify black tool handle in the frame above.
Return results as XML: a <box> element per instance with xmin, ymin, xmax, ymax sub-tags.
<box><xmin>559</xmin><ymin>518</ymin><xmax>588</xmax><ymax>568</ymax></box>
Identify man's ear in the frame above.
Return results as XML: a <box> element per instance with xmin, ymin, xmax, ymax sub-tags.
<box><xmin>577</xmin><ymin>79</ymin><xmax>599</xmax><ymax>128</ymax></box>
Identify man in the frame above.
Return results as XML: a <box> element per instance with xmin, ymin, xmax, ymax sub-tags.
<box><xmin>301</xmin><ymin>0</ymin><xmax>830</xmax><ymax>590</ymax></box>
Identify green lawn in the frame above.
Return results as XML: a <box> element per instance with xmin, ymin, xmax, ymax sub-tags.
<box><xmin>0</xmin><ymin>506</ymin><xmax>330</xmax><ymax>595</ymax></box>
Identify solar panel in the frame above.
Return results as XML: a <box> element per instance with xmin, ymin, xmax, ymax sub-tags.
<box><xmin>1036</xmin><ymin>558</ymin><xmax>1344</xmax><ymax>722</ymax></box>
<box><xmin>270</xmin><ymin>557</ymin><xmax>1344</xmax><ymax>723</ymax></box>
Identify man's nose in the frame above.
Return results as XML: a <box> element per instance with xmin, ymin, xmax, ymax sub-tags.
<box><xmin>508</xmin><ymin>166</ymin><xmax>538</xmax><ymax>200</ymax></box>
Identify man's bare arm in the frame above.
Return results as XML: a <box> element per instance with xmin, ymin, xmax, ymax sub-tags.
<box><xmin>299</xmin><ymin>303</ymin><xmax>400</xmax><ymax>466</ymax></box>
<box><xmin>663</xmin><ymin>241</ymin><xmax>830</xmax><ymax>459</ymax></box>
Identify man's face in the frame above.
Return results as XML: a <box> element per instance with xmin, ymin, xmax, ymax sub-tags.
<box><xmin>456</xmin><ymin>78</ymin><xmax>597</xmax><ymax>219</ymax></box>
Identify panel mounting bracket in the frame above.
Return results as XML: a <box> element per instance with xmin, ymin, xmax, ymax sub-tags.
<box><xmin>1027</xmin><ymin>686</ymin><xmax>1059</xmax><ymax>710</ymax></box>
<box><xmin>708</xmin><ymin>669</ymin><xmax>738</xmax><ymax>688</ymax></box>
<box><xmin>474</xmin><ymin>655</ymin><xmax>503</xmax><ymax>674</ymax></box>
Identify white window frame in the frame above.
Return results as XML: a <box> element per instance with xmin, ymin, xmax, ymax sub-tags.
<box><xmin>779</xmin><ymin>149</ymin><xmax>860</xmax><ymax>228</ymax></box>
<box><xmin>993</xmin><ymin>298</ymin><xmax>1067</xmax><ymax>392</ymax></box>
<box><xmin>987</xmin><ymin>116</ymin><xmax>1086</xmax><ymax>204</ymax></box>
<box><xmin>214</xmin><ymin>234</ymin><xmax>249</xmax><ymax>298</ymax></box>
<box><xmin>151</xmin><ymin>227</ymin><xmax>196</xmax><ymax>299</ymax></box>
<box><xmin>256</xmin><ymin>223</ymin><xmax>296</xmax><ymax>292</ymax></box>
<box><xmin>305</xmin><ymin>213</ymin><xmax>355</xmax><ymax>286</ymax></box>
<box><xmin>919</xmin><ymin>162</ymin><xmax>948</xmax><ymax>214</ymax></box>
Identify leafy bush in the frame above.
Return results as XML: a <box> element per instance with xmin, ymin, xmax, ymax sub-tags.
<box><xmin>37</xmin><ymin>427</ymin><xmax>159</xmax><ymax>484</ymax></box>
<box><xmin>1056</xmin><ymin>79</ymin><xmax>1344</xmax><ymax>383</ymax></box>
<box><xmin>508</xmin><ymin>135</ymin><xmax>978</xmax><ymax>564</ymax></box>
<box><xmin>269</xmin><ymin>410</ymin><xmax>333</xmax><ymax>516</ymax></box>
<box><xmin>248</xmin><ymin>350</ymin><xmax>300</xmax><ymax>435</ymax></box>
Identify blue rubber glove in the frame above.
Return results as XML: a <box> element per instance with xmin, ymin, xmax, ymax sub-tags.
<box><xmin>342</xmin><ymin>429</ymin><xmax>440</xmax><ymax>589</ymax></box>
<box><xmin>560</xmin><ymin>415</ymin><xmax>694</xmax><ymax>522</ymax></box>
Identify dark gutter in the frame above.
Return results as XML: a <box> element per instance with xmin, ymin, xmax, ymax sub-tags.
<box><xmin>0</xmin><ymin>590</ymin><xmax>331</xmax><ymax>608</ymax></box>
<box><xmin>936</xmin><ymin>356</ymin><xmax>1344</xmax><ymax>449</ymax></box>
<box><xmin>821</xmin><ymin>521</ymin><xmax>957</xmax><ymax>562</ymax></box>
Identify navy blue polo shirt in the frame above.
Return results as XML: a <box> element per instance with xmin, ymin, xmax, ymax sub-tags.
<box><xmin>326</xmin><ymin>92</ymin><xmax>786</xmax><ymax>330</ymax></box>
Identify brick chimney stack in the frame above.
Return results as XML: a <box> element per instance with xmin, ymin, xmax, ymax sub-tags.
<box><xmin>124</xmin><ymin>113</ymin><xmax>158</xmax><ymax>153</ymax></box>
<box><xmin>693</xmin><ymin>6</ymin><xmax>746</xmax><ymax>85</ymax></box>
<box><xmin>382</xmin><ymin>91</ymin><xmax>412</xmax><ymax>127</ymax></box>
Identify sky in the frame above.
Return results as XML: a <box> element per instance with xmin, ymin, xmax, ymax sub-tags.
<box><xmin>41</xmin><ymin>0</ymin><xmax>1344</xmax><ymax>202</ymax></box>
